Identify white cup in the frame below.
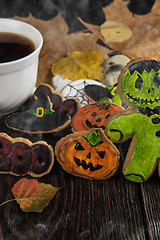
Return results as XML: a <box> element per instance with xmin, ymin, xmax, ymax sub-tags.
<box><xmin>0</xmin><ymin>18</ymin><xmax>43</xmax><ymax>115</ymax></box>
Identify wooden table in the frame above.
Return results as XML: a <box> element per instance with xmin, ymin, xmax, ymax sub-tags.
<box><xmin>0</xmin><ymin>115</ymin><xmax>159</xmax><ymax>240</ymax></box>
<box><xmin>0</xmin><ymin>1</ymin><xmax>159</xmax><ymax>239</ymax></box>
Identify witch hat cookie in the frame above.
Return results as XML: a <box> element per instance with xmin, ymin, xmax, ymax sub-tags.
<box><xmin>6</xmin><ymin>84</ymin><xmax>80</xmax><ymax>134</ymax></box>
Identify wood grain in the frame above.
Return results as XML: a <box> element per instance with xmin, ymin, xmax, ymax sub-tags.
<box><xmin>0</xmin><ymin>117</ymin><xmax>158</xmax><ymax>240</ymax></box>
<box><xmin>0</xmin><ymin>163</ymin><xmax>148</xmax><ymax>240</ymax></box>
<box><xmin>141</xmin><ymin>172</ymin><xmax>160</xmax><ymax>240</ymax></box>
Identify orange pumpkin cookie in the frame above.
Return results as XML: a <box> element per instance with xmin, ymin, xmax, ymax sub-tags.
<box><xmin>71</xmin><ymin>99</ymin><xmax>123</xmax><ymax>135</ymax></box>
<box><xmin>55</xmin><ymin>128</ymin><xmax>119</xmax><ymax>180</ymax></box>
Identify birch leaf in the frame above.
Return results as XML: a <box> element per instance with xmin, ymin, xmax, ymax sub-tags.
<box><xmin>100</xmin><ymin>21</ymin><xmax>132</xmax><ymax>43</ymax></box>
<box><xmin>11</xmin><ymin>178</ymin><xmax>60</xmax><ymax>212</ymax></box>
<box><xmin>103</xmin><ymin>0</ymin><xmax>160</xmax><ymax>59</ymax></box>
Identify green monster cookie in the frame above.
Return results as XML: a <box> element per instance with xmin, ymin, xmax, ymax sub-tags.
<box><xmin>107</xmin><ymin>59</ymin><xmax>160</xmax><ymax>182</ymax></box>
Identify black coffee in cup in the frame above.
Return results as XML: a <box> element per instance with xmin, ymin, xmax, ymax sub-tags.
<box><xmin>0</xmin><ymin>32</ymin><xmax>35</xmax><ymax>63</ymax></box>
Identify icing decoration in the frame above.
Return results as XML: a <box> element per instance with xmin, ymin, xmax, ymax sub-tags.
<box><xmin>55</xmin><ymin>129</ymin><xmax>119</xmax><ymax>180</ymax></box>
<box><xmin>72</xmin><ymin>99</ymin><xmax>123</xmax><ymax>135</ymax></box>
<box><xmin>26</xmin><ymin>83</ymin><xmax>80</xmax><ymax>115</ymax></box>
<box><xmin>0</xmin><ymin>133</ymin><xmax>54</xmax><ymax>177</ymax></box>
<box><xmin>60</xmin><ymin>79</ymin><xmax>106</xmax><ymax>107</ymax></box>
<box><xmin>84</xmin><ymin>84</ymin><xmax>127</xmax><ymax>108</ymax></box>
<box><xmin>84</xmin><ymin>84</ymin><xmax>113</xmax><ymax>102</ymax></box>
<box><xmin>107</xmin><ymin>59</ymin><xmax>160</xmax><ymax>182</ymax></box>
<box><xmin>6</xmin><ymin>84</ymin><xmax>81</xmax><ymax>133</ymax></box>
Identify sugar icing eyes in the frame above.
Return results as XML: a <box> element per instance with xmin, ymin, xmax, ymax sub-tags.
<box><xmin>135</xmin><ymin>75</ymin><xmax>143</xmax><ymax>90</ymax></box>
<box><xmin>75</xmin><ymin>142</ymin><xmax>85</xmax><ymax>151</ymax></box>
<box><xmin>153</xmin><ymin>74</ymin><xmax>160</xmax><ymax>88</ymax></box>
<box><xmin>152</xmin><ymin>117</ymin><xmax>160</xmax><ymax>124</ymax></box>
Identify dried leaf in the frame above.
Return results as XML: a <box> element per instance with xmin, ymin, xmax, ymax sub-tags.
<box><xmin>79</xmin><ymin>17</ymin><xmax>132</xmax><ymax>44</ymax></box>
<box><xmin>100</xmin><ymin>21</ymin><xmax>132</xmax><ymax>43</ymax></box>
<box><xmin>103</xmin><ymin>0</ymin><xmax>160</xmax><ymax>59</ymax></box>
<box><xmin>51</xmin><ymin>51</ymin><xmax>104</xmax><ymax>82</ymax></box>
<box><xmin>78</xmin><ymin>17</ymin><xmax>104</xmax><ymax>41</ymax></box>
<box><xmin>79</xmin><ymin>1</ymin><xmax>160</xmax><ymax>60</ymax></box>
<box><xmin>11</xmin><ymin>178</ymin><xmax>60</xmax><ymax>212</ymax></box>
<box><xmin>12</xmin><ymin>14</ymin><xmax>110</xmax><ymax>84</ymax></box>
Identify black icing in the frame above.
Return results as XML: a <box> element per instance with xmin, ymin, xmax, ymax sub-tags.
<box><xmin>139</xmin><ymin>106</ymin><xmax>160</xmax><ymax>117</ymax></box>
<box><xmin>152</xmin><ymin>118</ymin><xmax>160</xmax><ymax>124</ymax></box>
<box><xmin>126</xmin><ymin>92</ymin><xmax>160</xmax><ymax>104</ymax></box>
<box><xmin>74</xmin><ymin>157</ymin><xmax>103</xmax><ymax>171</ymax></box>
<box><xmin>135</xmin><ymin>76</ymin><xmax>143</xmax><ymax>90</ymax></box>
<box><xmin>125</xmin><ymin>173</ymin><xmax>146</xmax><ymax>182</ymax></box>
<box><xmin>109</xmin><ymin>129</ymin><xmax>124</xmax><ymax>141</ymax></box>
<box><xmin>153</xmin><ymin>74</ymin><xmax>160</xmax><ymax>88</ymax></box>
<box><xmin>155</xmin><ymin>131</ymin><xmax>160</xmax><ymax>137</ymax></box>
<box><xmin>84</xmin><ymin>85</ymin><xmax>112</xmax><ymax>102</ymax></box>
<box><xmin>128</xmin><ymin>60</ymin><xmax>160</xmax><ymax>74</ymax></box>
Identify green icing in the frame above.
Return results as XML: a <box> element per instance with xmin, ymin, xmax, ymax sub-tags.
<box><xmin>121</xmin><ymin>69</ymin><xmax>160</xmax><ymax>108</ymax></box>
<box><xmin>84</xmin><ymin>129</ymin><xmax>103</xmax><ymax>146</ymax></box>
<box><xmin>27</xmin><ymin>109</ymin><xmax>35</xmax><ymax>115</ymax></box>
<box><xmin>107</xmin><ymin>109</ymin><xmax>160</xmax><ymax>182</ymax></box>
<box><xmin>106</xmin><ymin>85</ymin><xmax>115</xmax><ymax>92</ymax></box>
<box><xmin>112</xmin><ymin>94</ymin><xmax>123</xmax><ymax>106</ymax></box>
<box><xmin>106</xmin><ymin>85</ymin><xmax>126</xmax><ymax>108</ymax></box>
<box><xmin>27</xmin><ymin>108</ymin><xmax>53</xmax><ymax>115</ymax></box>
<box><xmin>98</xmin><ymin>98</ymin><xmax>111</xmax><ymax>105</ymax></box>
<box><xmin>107</xmin><ymin>61</ymin><xmax>160</xmax><ymax>182</ymax></box>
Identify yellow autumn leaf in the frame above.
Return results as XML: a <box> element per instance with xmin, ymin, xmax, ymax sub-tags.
<box><xmin>100</xmin><ymin>21</ymin><xmax>132</xmax><ymax>43</ymax></box>
<box><xmin>51</xmin><ymin>51</ymin><xmax>104</xmax><ymax>82</ymax></box>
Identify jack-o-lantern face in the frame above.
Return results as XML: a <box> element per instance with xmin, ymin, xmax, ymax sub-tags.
<box><xmin>55</xmin><ymin>129</ymin><xmax>119</xmax><ymax>180</ymax></box>
<box><xmin>71</xmin><ymin>100</ymin><xmax>123</xmax><ymax>134</ymax></box>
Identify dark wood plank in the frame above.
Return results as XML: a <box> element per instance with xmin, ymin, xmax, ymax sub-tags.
<box><xmin>0</xmin><ymin>162</ymin><xmax>146</xmax><ymax>240</ymax></box>
<box><xmin>141</xmin><ymin>172</ymin><xmax>160</xmax><ymax>240</ymax></box>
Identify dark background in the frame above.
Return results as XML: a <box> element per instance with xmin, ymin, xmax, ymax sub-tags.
<box><xmin>0</xmin><ymin>0</ymin><xmax>156</xmax><ymax>32</ymax></box>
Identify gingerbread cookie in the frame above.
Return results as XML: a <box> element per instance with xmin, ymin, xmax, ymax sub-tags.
<box><xmin>55</xmin><ymin>128</ymin><xmax>119</xmax><ymax>180</ymax></box>
<box><xmin>0</xmin><ymin>133</ymin><xmax>54</xmax><ymax>177</ymax></box>
<box><xmin>6</xmin><ymin>83</ymin><xmax>80</xmax><ymax>133</ymax></box>
<box><xmin>107</xmin><ymin>59</ymin><xmax>160</xmax><ymax>182</ymax></box>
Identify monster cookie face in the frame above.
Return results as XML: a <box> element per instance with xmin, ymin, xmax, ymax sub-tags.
<box><xmin>120</xmin><ymin>60</ymin><xmax>160</xmax><ymax>109</ymax></box>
